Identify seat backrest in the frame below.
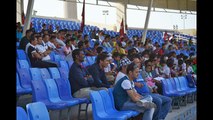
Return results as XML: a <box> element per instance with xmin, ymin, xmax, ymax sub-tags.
<box><xmin>17</xmin><ymin>106</ymin><xmax>28</xmax><ymax>120</ymax></box>
<box><xmin>54</xmin><ymin>78</ymin><xmax>72</xmax><ymax>100</ymax></box>
<box><xmin>30</xmin><ymin>68</ymin><xmax>43</xmax><ymax>81</ymax></box>
<box><xmin>108</xmin><ymin>88</ymin><xmax>116</xmax><ymax>110</ymax></box>
<box><xmin>90</xmin><ymin>91</ymin><xmax>108</xmax><ymax>119</ymax></box>
<box><xmin>43</xmin><ymin>79</ymin><xmax>61</xmax><ymax>102</ymax></box>
<box><xmin>58</xmin><ymin>67</ymin><xmax>68</xmax><ymax>80</ymax></box>
<box><xmin>161</xmin><ymin>79</ymin><xmax>170</xmax><ymax>95</ymax></box>
<box><xmin>16</xmin><ymin>73</ymin><xmax>22</xmax><ymax>90</ymax></box>
<box><xmin>18</xmin><ymin>68</ymin><xmax>32</xmax><ymax>89</ymax></box>
<box><xmin>178</xmin><ymin>76</ymin><xmax>190</xmax><ymax>89</ymax></box>
<box><xmin>67</xmin><ymin>60</ymin><xmax>74</xmax><ymax>68</ymax></box>
<box><xmin>54</xmin><ymin>54</ymin><xmax>62</xmax><ymax>62</ymax></box>
<box><xmin>165</xmin><ymin>79</ymin><xmax>175</xmax><ymax>93</ymax></box>
<box><xmin>173</xmin><ymin>77</ymin><xmax>183</xmax><ymax>91</ymax></box>
<box><xmin>31</xmin><ymin>80</ymin><xmax>49</xmax><ymax>102</ymax></box>
<box><xmin>26</xmin><ymin>102</ymin><xmax>50</xmax><ymax>120</ymax></box>
<box><xmin>48</xmin><ymin>67</ymin><xmax>61</xmax><ymax>79</ymax></box>
<box><xmin>174</xmin><ymin>77</ymin><xmax>185</xmax><ymax>91</ymax></box>
<box><xmin>18</xmin><ymin>60</ymin><xmax>30</xmax><ymax>69</ymax></box>
<box><xmin>40</xmin><ymin>68</ymin><xmax>51</xmax><ymax>80</ymax></box>
<box><xmin>59</xmin><ymin>61</ymin><xmax>69</xmax><ymax>71</ymax></box>
<box><xmin>17</xmin><ymin>49</ymin><xmax>27</xmax><ymax>60</ymax></box>
<box><xmin>99</xmin><ymin>90</ymin><xmax>114</xmax><ymax>112</ymax></box>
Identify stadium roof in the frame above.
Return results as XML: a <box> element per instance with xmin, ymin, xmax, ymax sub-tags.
<box><xmin>100</xmin><ymin>0</ymin><xmax>196</xmax><ymax>12</ymax></box>
<box><xmin>63</xmin><ymin>0</ymin><xmax>196</xmax><ymax>12</ymax></box>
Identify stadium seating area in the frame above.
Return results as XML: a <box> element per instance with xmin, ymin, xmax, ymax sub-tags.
<box><xmin>16</xmin><ymin>16</ymin><xmax>196</xmax><ymax>120</ymax></box>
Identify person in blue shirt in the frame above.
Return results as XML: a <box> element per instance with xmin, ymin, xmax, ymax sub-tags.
<box><xmin>132</xmin><ymin>55</ymin><xmax>172</xmax><ymax>120</ymax></box>
<box><xmin>87</xmin><ymin>53</ymin><xmax>111</xmax><ymax>88</ymax></box>
<box><xmin>69</xmin><ymin>49</ymin><xmax>107</xmax><ymax>99</ymax></box>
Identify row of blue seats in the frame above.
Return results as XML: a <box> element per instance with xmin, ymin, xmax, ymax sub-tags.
<box><xmin>17</xmin><ymin>102</ymin><xmax>50</xmax><ymax>120</ymax></box>
<box><xmin>90</xmin><ymin>89</ymin><xmax>139</xmax><ymax>120</ymax></box>
<box><xmin>161</xmin><ymin>77</ymin><xmax>196</xmax><ymax>109</ymax></box>
<box><xmin>17</xmin><ymin>72</ymin><xmax>90</xmax><ymax>120</ymax></box>
<box><xmin>16</xmin><ymin>67</ymin><xmax>68</xmax><ymax>96</ymax></box>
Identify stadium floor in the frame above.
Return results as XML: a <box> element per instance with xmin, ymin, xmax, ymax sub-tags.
<box><xmin>17</xmin><ymin>94</ymin><xmax>196</xmax><ymax>120</ymax></box>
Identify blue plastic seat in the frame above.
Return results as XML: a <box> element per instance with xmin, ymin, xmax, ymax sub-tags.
<box><xmin>31</xmin><ymin>80</ymin><xmax>69</xmax><ymax>110</ymax></box>
<box><xmin>48</xmin><ymin>67</ymin><xmax>61</xmax><ymax>79</ymax></box>
<box><xmin>108</xmin><ymin>88</ymin><xmax>139</xmax><ymax>117</ymax></box>
<box><xmin>54</xmin><ymin>78</ymin><xmax>89</xmax><ymax>103</ymax></box>
<box><xmin>173</xmin><ymin>77</ymin><xmax>191</xmax><ymax>94</ymax></box>
<box><xmin>43</xmin><ymin>79</ymin><xmax>80</xmax><ymax>106</ymax></box>
<box><xmin>17</xmin><ymin>49</ymin><xmax>27</xmax><ymax>60</ymax></box>
<box><xmin>18</xmin><ymin>59</ymin><xmax>30</xmax><ymax>69</ymax></box>
<box><xmin>59</xmin><ymin>60</ymin><xmax>69</xmax><ymax>71</ymax></box>
<box><xmin>90</xmin><ymin>91</ymin><xmax>127</xmax><ymax>120</ymax></box>
<box><xmin>67</xmin><ymin>60</ymin><xmax>74</xmax><ymax>68</ymax></box>
<box><xmin>178</xmin><ymin>76</ymin><xmax>196</xmax><ymax>93</ymax></box>
<box><xmin>39</xmin><ymin>68</ymin><xmax>51</xmax><ymax>80</ymax></box>
<box><xmin>99</xmin><ymin>90</ymin><xmax>135</xmax><ymax>118</ymax></box>
<box><xmin>17</xmin><ymin>106</ymin><xmax>28</xmax><ymax>120</ymax></box>
<box><xmin>58</xmin><ymin>67</ymin><xmax>68</xmax><ymax>80</ymax></box>
<box><xmin>17</xmin><ymin>68</ymin><xmax>32</xmax><ymax>93</ymax></box>
<box><xmin>26</xmin><ymin>102</ymin><xmax>50</xmax><ymax>120</ymax></box>
<box><xmin>30</xmin><ymin>68</ymin><xmax>43</xmax><ymax>81</ymax></box>
<box><xmin>16</xmin><ymin>72</ymin><xmax>31</xmax><ymax>95</ymax></box>
<box><xmin>54</xmin><ymin>78</ymin><xmax>90</xmax><ymax>120</ymax></box>
<box><xmin>166</xmin><ymin>79</ymin><xmax>186</xmax><ymax>96</ymax></box>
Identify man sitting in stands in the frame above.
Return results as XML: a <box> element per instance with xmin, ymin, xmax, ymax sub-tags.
<box><xmin>69</xmin><ymin>49</ymin><xmax>107</xmax><ymax>99</ymax></box>
<box><xmin>27</xmin><ymin>35</ymin><xmax>58</xmax><ymax>68</ymax></box>
<box><xmin>113</xmin><ymin>62</ymin><xmax>156</xmax><ymax>120</ymax></box>
<box><xmin>87</xmin><ymin>53</ymin><xmax>111</xmax><ymax>88</ymax></box>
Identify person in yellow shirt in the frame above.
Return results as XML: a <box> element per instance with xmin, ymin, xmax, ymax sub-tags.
<box><xmin>112</xmin><ymin>42</ymin><xmax>126</xmax><ymax>55</ymax></box>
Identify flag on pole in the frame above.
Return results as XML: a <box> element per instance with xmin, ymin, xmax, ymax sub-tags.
<box><xmin>119</xmin><ymin>18</ymin><xmax>124</xmax><ymax>38</ymax></box>
<box><xmin>80</xmin><ymin>0</ymin><xmax>85</xmax><ymax>31</ymax></box>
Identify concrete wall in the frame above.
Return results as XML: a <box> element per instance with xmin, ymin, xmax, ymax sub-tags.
<box><xmin>64</xmin><ymin>1</ymin><xmax>77</xmax><ymax>20</ymax></box>
<box><xmin>178</xmin><ymin>29</ymin><xmax>196</xmax><ymax>36</ymax></box>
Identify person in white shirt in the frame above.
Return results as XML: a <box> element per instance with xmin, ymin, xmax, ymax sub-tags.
<box><xmin>159</xmin><ymin>60</ymin><xmax>171</xmax><ymax>78</ymax></box>
<box><xmin>35</xmin><ymin>35</ymin><xmax>51</xmax><ymax>61</ymax></box>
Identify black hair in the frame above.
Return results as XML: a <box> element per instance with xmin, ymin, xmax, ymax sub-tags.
<box><xmin>112</xmin><ymin>52</ymin><xmax>120</xmax><ymax>58</ymax></box>
<box><xmin>126</xmin><ymin>62</ymin><xmax>138</xmax><ymax>75</ymax></box>
<box><xmin>50</xmin><ymin>35</ymin><xmax>56</xmax><ymax>40</ymax></box>
<box><xmin>84</xmin><ymin>40</ymin><xmax>89</xmax><ymax>45</ymax></box>
<box><xmin>178</xmin><ymin>59</ymin><xmax>184</xmax><ymax>65</ymax></box>
<box><xmin>96</xmin><ymin>46</ymin><xmax>103</xmax><ymax>54</ymax></box>
<box><xmin>96</xmin><ymin>53</ymin><xmax>109</xmax><ymax>64</ymax></box>
<box><xmin>29</xmin><ymin>35</ymin><xmax>37</xmax><ymax>43</ymax></box>
<box><xmin>94</xmin><ymin>42</ymin><xmax>100</xmax><ymax>47</ymax></box>
<box><xmin>78</xmin><ymin>41</ymin><xmax>84</xmax><ymax>48</ymax></box>
<box><xmin>65</xmin><ymin>39</ymin><xmax>71</xmax><ymax>45</ymax></box>
<box><xmin>72</xmin><ymin>49</ymin><xmax>82</xmax><ymax>61</ymax></box>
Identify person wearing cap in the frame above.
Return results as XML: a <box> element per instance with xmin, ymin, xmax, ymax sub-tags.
<box><xmin>114</xmin><ymin>57</ymin><xmax>132</xmax><ymax>85</ymax></box>
<box><xmin>87</xmin><ymin>53</ymin><xmax>111</xmax><ymax>88</ymax></box>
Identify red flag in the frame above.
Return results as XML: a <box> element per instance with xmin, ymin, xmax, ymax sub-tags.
<box><xmin>163</xmin><ymin>31</ymin><xmax>168</xmax><ymax>41</ymax></box>
<box><xmin>119</xmin><ymin>18</ymin><xmax>124</xmax><ymax>38</ymax></box>
<box><xmin>21</xmin><ymin>12</ymin><xmax>25</xmax><ymax>24</ymax></box>
<box><xmin>80</xmin><ymin>0</ymin><xmax>85</xmax><ymax>31</ymax></box>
